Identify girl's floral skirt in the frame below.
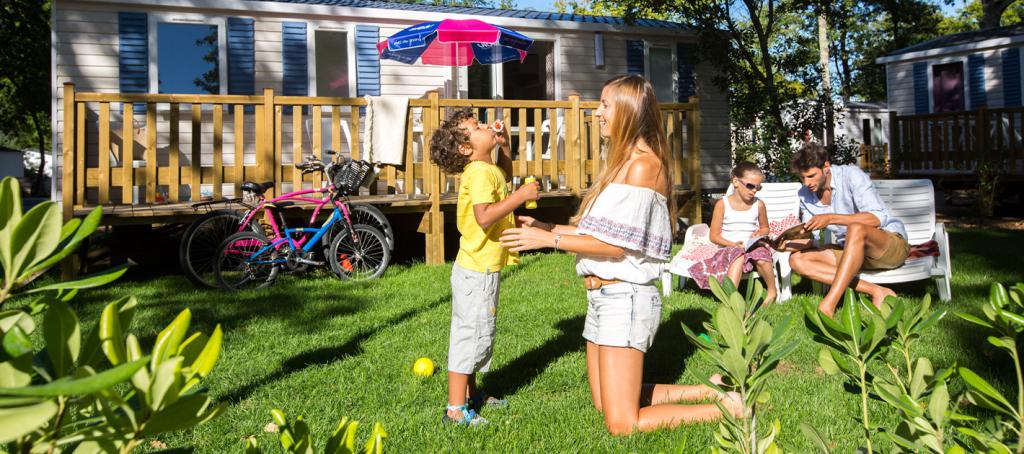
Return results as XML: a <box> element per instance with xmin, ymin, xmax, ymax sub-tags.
<box><xmin>687</xmin><ymin>245</ymin><xmax>773</xmax><ymax>290</ymax></box>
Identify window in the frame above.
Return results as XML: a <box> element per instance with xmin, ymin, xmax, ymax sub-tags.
<box><xmin>648</xmin><ymin>47</ymin><xmax>674</xmax><ymax>102</ymax></box>
<box><xmin>157</xmin><ymin>23</ymin><xmax>220</xmax><ymax>94</ymax></box>
<box><xmin>932</xmin><ymin>62</ymin><xmax>965</xmax><ymax>113</ymax></box>
<box><xmin>862</xmin><ymin>118</ymin><xmax>872</xmax><ymax>145</ymax></box>
<box><xmin>314</xmin><ymin>30</ymin><xmax>350</xmax><ymax>97</ymax></box>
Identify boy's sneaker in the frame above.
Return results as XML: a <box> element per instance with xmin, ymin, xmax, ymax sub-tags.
<box><xmin>468</xmin><ymin>393</ymin><xmax>508</xmax><ymax>410</ymax></box>
<box><xmin>442</xmin><ymin>404</ymin><xmax>488</xmax><ymax>427</ymax></box>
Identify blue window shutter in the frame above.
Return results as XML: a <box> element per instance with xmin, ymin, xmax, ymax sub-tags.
<box><xmin>355</xmin><ymin>25</ymin><xmax>381</xmax><ymax>98</ymax></box>
<box><xmin>227</xmin><ymin>18</ymin><xmax>255</xmax><ymax>95</ymax></box>
<box><xmin>626</xmin><ymin>40</ymin><xmax>644</xmax><ymax>76</ymax></box>
<box><xmin>282</xmin><ymin>22</ymin><xmax>308</xmax><ymax>97</ymax></box>
<box><xmin>119</xmin><ymin>12</ymin><xmax>148</xmax><ymax>114</ymax></box>
<box><xmin>968</xmin><ymin>53</ymin><xmax>987</xmax><ymax>110</ymax></box>
<box><xmin>913</xmin><ymin>61</ymin><xmax>929</xmax><ymax>114</ymax></box>
<box><xmin>676</xmin><ymin>43</ymin><xmax>695</xmax><ymax>102</ymax></box>
<box><xmin>1003</xmin><ymin>48</ymin><xmax>1021</xmax><ymax>107</ymax></box>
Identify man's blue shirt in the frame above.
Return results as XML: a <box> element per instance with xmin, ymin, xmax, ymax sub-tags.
<box><xmin>798</xmin><ymin>164</ymin><xmax>907</xmax><ymax>245</ymax></box>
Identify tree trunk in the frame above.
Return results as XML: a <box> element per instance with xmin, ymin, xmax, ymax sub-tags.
<box><xmin>982</xmin><ymin>0</ymin><xmax>1013</xmax><ymax>29</ymax></box>
<box><xmin>30</xmin><ymin>112</ymin><xmax>46</xmax><ymax>197</ymax></box>
<box><xmin>819</xmin><ymin>10</ymin><xmax>834</xmax><ymax>146</ymax></box>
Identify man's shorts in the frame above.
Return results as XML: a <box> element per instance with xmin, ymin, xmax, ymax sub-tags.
<box><xmin>582</xmin><ymin>282</ymin><xmax>661</xmax><ymax>353</ymax></box>
<box><xmin>448</xmin><ymin>263</ymin><xmax>501</xmax><ymax>375</ymax></box>
<box><xmin>828</xmin><ymin>230</ymin><xmax>910</xmax><ymax>270</ymax></box>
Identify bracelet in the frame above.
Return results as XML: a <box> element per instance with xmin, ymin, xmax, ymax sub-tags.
<box><xmin>553</xmin><ymin>233</ymin><xmax>562</xmax><ymax>251</ymax></box>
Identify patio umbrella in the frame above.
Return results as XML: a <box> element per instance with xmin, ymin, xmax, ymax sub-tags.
<box><xmin>376</xmin><ymin>19</ymin><xmax>533</xmax><ymax>97</ymax></box>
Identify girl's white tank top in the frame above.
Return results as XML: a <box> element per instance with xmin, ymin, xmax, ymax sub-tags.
<box><xmin>720</xmin><ymin>196</ymin><xmax>761</xmax><ymax>243</ymax></box>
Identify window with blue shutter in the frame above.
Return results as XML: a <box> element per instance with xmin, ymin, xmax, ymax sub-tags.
<box><xmin>119</xmin><ymin>12</ymin><xmax>148</xmax><ymax>114</ymax></box>
<box><xmin>355</xmin><ymin>25</ymin><xmax>381</xmax><ymax>98</ymax></box>
<box><xmin>626</xmin><ymin>40</ymin><xmax>644</xmax><ymax>76</ymax></box>
<box><xmin>676</xmin><ymin>43</ymin><xmax>695</xmax><ymax>101</ymax></box>
<box><xmin>1003</xmin><ymin>48</ymin><xmax>1021</xmax><ymax>107</ymax></box>
<box><xmin>913</xmin><ymin>61</ymin><xmax>929</xmax><ymax>114</ymax></box>
<box><xmin>227</xmin><ymin>18</ymin><xmax>255</xmax><ymax>96</ymax></box>
<box><xmin>968</xmin><ymin>54</ymin><xmax>987</xmax><ymax>110</ymax></box>
<box><xmin>282</xmin><ymin>22</ymin><xmax>308</xmax><ymax>97</ymax></box>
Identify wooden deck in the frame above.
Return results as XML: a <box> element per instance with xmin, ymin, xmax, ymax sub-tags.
<box><xmin>61</xmin><ymin>85</ymin><xmax>702</xmax><ymax>264</ymax></box>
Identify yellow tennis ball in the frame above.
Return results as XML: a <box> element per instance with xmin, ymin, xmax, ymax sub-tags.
<box><xmin>412</xmin><ymin>357</ymin><xmax>435</xmax><ymax>377</ymax></box>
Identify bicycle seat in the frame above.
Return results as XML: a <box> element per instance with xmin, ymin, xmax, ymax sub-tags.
<box><xmin>241</xmin><ymin>181</ymin><xmax>275</xmax><ymax>196</ymax></box>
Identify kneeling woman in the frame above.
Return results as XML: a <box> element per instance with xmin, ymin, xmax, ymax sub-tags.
<box><xmin>500</xmin><ymin>75</ymin><xmax>745</xmax><ymax>435</ymax></box>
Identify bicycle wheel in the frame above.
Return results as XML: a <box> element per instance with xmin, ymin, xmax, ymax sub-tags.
<box><xmin>321</xmin><ymin>204</ymin><xmax>394</xmax><ymax>256</ymax></box>
<box><xmin>213</xmin><ymin>231</ymin><xmax>279</xmax><ymax>291</ymax></box>
<box><xmin>328</xmin><ymin>224</ymin><xmax>391</xmax><ymax>281</ymax></box>
<box><xmin>179</xmin><ymin>209</ymin><xmax>260</xmax><ymax>288</ymax></box>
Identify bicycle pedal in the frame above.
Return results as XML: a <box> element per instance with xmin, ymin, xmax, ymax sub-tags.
<box><xmin>295</xmin><ymin>257</ymin><xmax>324</xmax><ymax>266</ymax></box>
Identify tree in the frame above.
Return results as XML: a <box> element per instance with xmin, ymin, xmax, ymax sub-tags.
<box><xmin>941</xmin><ymin>0</ymin><xmax>1024</xmax><ymax>33</ymax></box>
<box><xmin>0</xmin><ymin>1</ymin><xmax>51</xmax><ymax>197</ymax></box>
<box><xmin>981</xmin><ymin>0</ymin><xmax>1019</xmax><ymax>28</ymax></box>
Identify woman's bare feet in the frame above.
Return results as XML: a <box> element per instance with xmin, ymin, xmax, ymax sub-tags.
<box><xmin>718</xmin><ymin>391</ymin><xmax>751</xmax><ymax>418</ymax></box>
<box><xmin>763</xmin><ymin>291</ymin><xmax>777</xmax><ymax>306</ymax></box>
<box><xmin>869</xmin><ymin>287</ymin><xmax>897</xmax><ymax>308</ymax></box>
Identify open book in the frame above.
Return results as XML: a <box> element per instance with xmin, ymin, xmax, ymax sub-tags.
<box><xmin>743</xmin><ymin>223</ymin><xmax>812</xmax><ymax>251</ymax></box>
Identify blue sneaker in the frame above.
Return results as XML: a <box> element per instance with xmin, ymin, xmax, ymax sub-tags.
<box><xmin>441</xmin><ymin>404</ymin><xmax>488</xmax><ymax>427</ymax></box>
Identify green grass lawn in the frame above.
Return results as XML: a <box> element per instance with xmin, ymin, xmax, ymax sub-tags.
<box><xmin>46</xmin><ymin>228</ymin><xmax>1024</xmax><ymax>452</ymax></box>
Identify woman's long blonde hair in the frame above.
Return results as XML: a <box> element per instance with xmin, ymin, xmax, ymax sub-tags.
<box><xmin>572</xmin><ymin>75</ymin><xmax>675</xmax><ymax>226</ymax></box>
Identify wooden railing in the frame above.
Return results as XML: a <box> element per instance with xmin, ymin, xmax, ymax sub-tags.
<box><xmin>889</xmin><ymin>108</ymin><xmax>1024</xmax><ymax>175</ymax></box>
<box><xmin>61</xmin><ymin>84</ymin><xmax>702</xmax><ymax>264</ymax></box>
<box><xmin>859</xmin><ymin>143</ymin><xmax>889</xmax><ymax>176</ymax></box>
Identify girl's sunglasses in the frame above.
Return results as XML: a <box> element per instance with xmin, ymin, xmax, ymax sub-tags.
<box><xmin>738</xmin><ymin>181</ymin><xmax>762</xmax><ymax>191</ymax></box>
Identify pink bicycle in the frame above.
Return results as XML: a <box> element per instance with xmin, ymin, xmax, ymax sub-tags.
<box><xmin>209</xmin><ymin>153</ymin><xmax>391</xmax><ymax>290</ymax></box>
<box><xmin>178</xmin><ymin>152</ymin><xmax>393</xmax><ymax>288</ymax></box>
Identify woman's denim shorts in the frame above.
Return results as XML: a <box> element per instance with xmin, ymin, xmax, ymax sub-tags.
<box><xmin>582</xmin><ymin>282</ymin><xmax>661</xmax><ymax>353</ymax></box>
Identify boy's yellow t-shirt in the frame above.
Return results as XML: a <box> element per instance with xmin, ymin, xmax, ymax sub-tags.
<box><xmin>455</xmin><ymin>161</ymin><xmax>519</xmax><ymax>273</ymax></box>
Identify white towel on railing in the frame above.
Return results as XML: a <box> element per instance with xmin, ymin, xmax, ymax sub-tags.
<box><xmin>362</xmin><ymin>95</ymin><xmax>409</xmax><ymax>165</ymax></box>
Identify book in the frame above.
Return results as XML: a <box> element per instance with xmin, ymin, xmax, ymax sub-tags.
<box><xmin>743</xmin><ymin>223</ymin><xmax>812</xmax><ymax>252</ymax></box>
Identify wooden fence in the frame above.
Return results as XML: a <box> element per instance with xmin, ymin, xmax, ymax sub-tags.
<box><xmin>889</xmin><ymin>108</ymin><xmax>1024</xmax><ymax>177</ymax></box>
<box><xmin>61</xmin><ymin>84</ymin><xmax>702</xmax><ymax>264</ymax></box>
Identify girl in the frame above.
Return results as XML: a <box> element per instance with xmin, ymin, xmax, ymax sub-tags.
<box><xmin>688</xmin><ymin>162</ymin><xmax>778</xmax><ymax>304</ymax></box>
<box><xmin>499</xmin><ymin>75</ymin><xmax>744</xmax><ymax>435</ymax></box>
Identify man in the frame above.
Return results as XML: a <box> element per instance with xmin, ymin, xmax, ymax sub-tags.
<box><xmin>786</xmin><ymin>143</ymin><xmax>910</xmax><ymax>317</ymax></box>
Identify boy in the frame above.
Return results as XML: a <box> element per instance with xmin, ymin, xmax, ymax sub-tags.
<box><xmin>429</xmin><ymin>109</ymin><xmax>539</xmax><ymax>426</ymax></box>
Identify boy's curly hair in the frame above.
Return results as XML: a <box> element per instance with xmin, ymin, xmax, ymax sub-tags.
<box><xmin>430</xmin><ymin>109</ymin><xmax>474</xmax><ymax>174</ymax></box>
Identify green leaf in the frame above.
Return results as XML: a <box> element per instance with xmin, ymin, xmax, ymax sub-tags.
<box><xmin>910</xmin><ymin>357</ymin><xmax>934</xmax><ymax>399</ymax></box>
<box><xmin>141</xmin><ymin>393</ymin><xmax>216</xmax><ymax>436</ymax></box>
<box><xmin>988</xmin><ymin>336</ymin><xmax>1016</xmax><ymax>354</ymax></box>
<box><xmin>20</xmin><ymin>207</ymin><xmax>103</xmax><ymax>279</ymax></box>
<box><xmin>44</xmin><ymin>299</ymin><xmax>81</xmax><ymax>377</ymax></box>
<box><xmin>152</xmin><ymin>309</ymin><xmax>192</xmax><ymax>370</ymax></box>
<box><xmin>817</xmin><ymin>348</ymin><xmax>839</xmax><ymax>375</ymax></box>
<box><xmin>800</xmin><ymin>422</ymin><xmax>832</xmax><ymax>453</ymax></box>
<box><xmin>829</xmin><ymin>349</ymin><xmax>859</xmax><ymax>377</ymax></box>
<box><xmin>998</xmin><ymin>309</ymin><xmax>1024</xmax><ymax>328</ymax></box>
<box><xmin>325</xmin><ymin>416</ymin><xmax>358</xmax><ymax>454</ymax></box>
<box><xmin>149</xmin><ymin>356</ymin><xmax>184</xmax><ymax>411</ymax></box>
<box><xmin>79</xmin><ymin>296</ymin><xmax>136</xmax><ymax>368</ymax></box>
<box><xmin>0</xmin><ymin>177</ymin><xmax>25</xmax><ymax>286</ymax></box>
<box><xmin>27</xmin><ymin>264</ymin><xmax>129</xmax><ymax>294</ymax></box>
<box><xmin>245</xmin><ymin>436</ymin><xmax>261</xmax><ymax>454</ymax></box>
<box><xmin>991</xmin><ymin>283</ymin><xmax>1009</xmax><ymax>309</ymax></box>
<box><xmin>914</xmin><ymin>307</ymin><xmax>947</xmax><ymax>336</ymax></box>
<box><xmin>959</xmin><ymin>367</ymin><xmax>1016</xmax><ymax>416</ymax></box>
<box><xmin>9</xmin><ymin>201</ymin><xmax>62</xmax><ymax>285</ymax></box>
<box><xmin>874</xmin><ymin>381</ymin><xmax>922</xmax><ymax>416</ymax></box>
<box><xmin>957</xmin><ymin>311</ymin><xmax>994</xmax><ymax>329</ymax></box>
<box><xmin>2</xmin><ymin>325</ymin><xmax>32</xmax><ymax>358</ymax></box>
<box><xmin>929</xmin><ymin>380</ymin><xmax>949</xmax><ymax>427</ymax></box>
<box><xmin>0</xmin><ymin>357</ymin><xmax>148</xmax><ymax>397</ymax></box>
<box><xmin>192</xmin><ymin>324</ymin><xmax>222</xmax><ymax>378</ymax></box>
<box><xmin>99</xmin><ymin>301</ymin><xmax>126</xmax><ymax>365</ymax></box>
<box><xmin>715</xmin><ymin>305</ymin><xmax>744</xmax><ymax>349</ymax></box>
<box><xmin>0</xmin><ymin>310</ymin><xmax>35</xmax><ymax>334</ymax></box>
<box><xmin>364</xmin><ymin>422</ymin><xmax>387</xmax><ymax>454</ymax></box>
<box><xmin>0</xmin><ymin>399</ymin><xmax>58</xmax><ymax>443</ymax></box>
<box><xmin>708</xmin><ymin>277</ymin><xmax>731</xmax><ymax>306</ymax></box>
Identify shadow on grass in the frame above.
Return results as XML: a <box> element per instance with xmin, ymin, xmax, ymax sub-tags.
<box><xmin>644</xmin><ymin>309</ymin><xmax>707</xmax><ymax>384</ymax></box>
<box><xmin>481</xmin><ymin>315</ymin><xmax>585</xmax><ymax>398</ymax></box>
<box><xmin>219</xmin><ymin>291</ymin><xmax>450</xmax><ymax>403</ymax></box>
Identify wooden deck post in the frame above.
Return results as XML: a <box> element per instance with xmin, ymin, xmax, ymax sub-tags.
<box><xmin>888</xmin><ymin>111</ymin><xmax>897</xmax><ymax>174</ymax></box>
<box><xmin>425</xmin><ymin>90</ymin><xmax>444</xmax><ymax>265</ymax></box>
<box><xmin>686</xmin><ymin>96</ymin><xmax>702</xmax><ymax>224</ymax></box>
<box><xmin>261</xmin><ymin>88</ymin><xmax>275</xmax><ymax>195</ymax></box>
<box><xmin>567</xmin><ymin>93</ymin><xmax>581</xmax><ymax>193</ymax></box>
<box><xmin>61</xmin><ymin>84</ymin><xmax>77</xmax><ymax>278</ymax></box>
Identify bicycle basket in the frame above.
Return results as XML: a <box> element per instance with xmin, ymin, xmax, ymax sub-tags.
<box><xmin>331</xmin><ymin>159</ymin><xmax>376</xmax><ymax>196</ymax></box>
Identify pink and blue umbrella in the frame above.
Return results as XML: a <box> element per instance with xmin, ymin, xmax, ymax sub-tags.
<box><xmin>376</xmin><ymin>19</ymin><xmax>533</xmax><ymax>67</ymax></box>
